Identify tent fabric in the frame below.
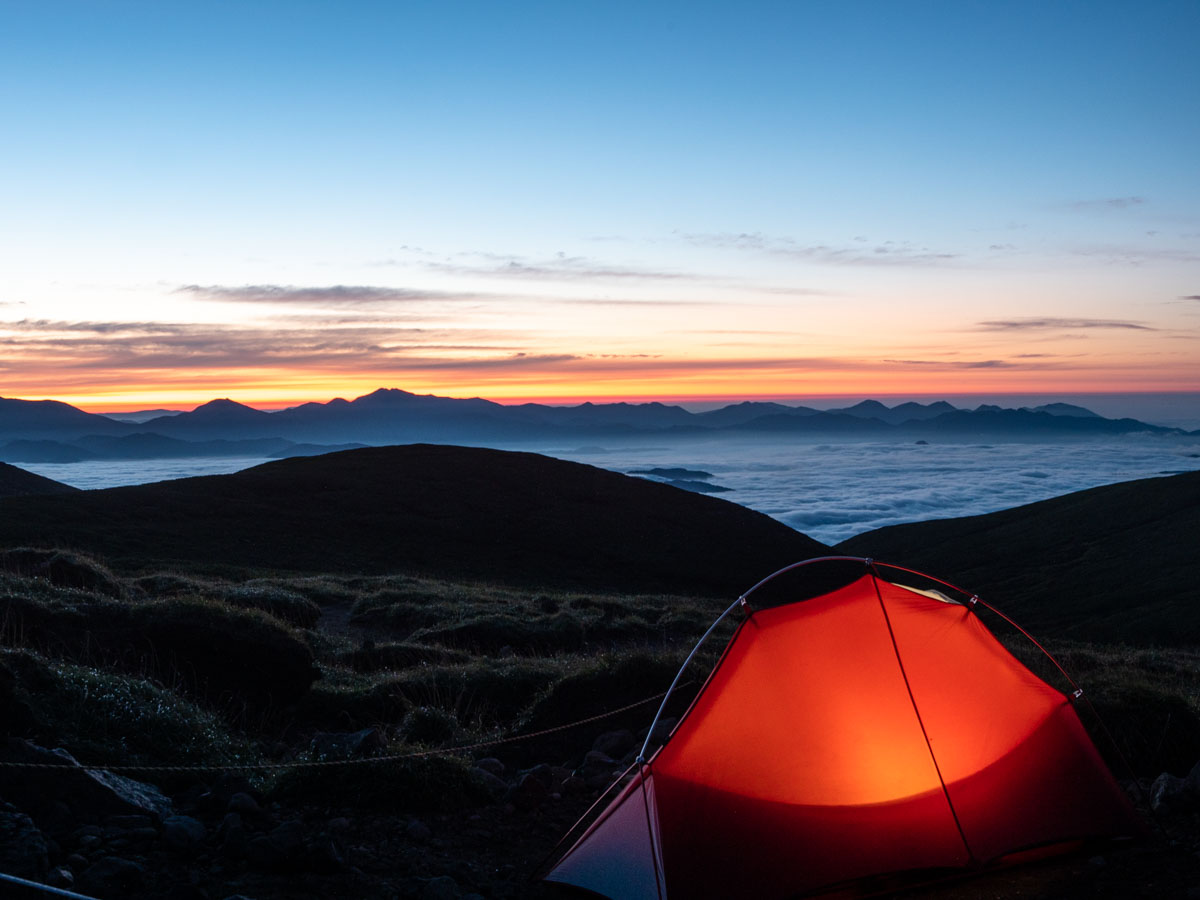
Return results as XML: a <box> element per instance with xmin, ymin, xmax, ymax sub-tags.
<box><xmin>544</xmin><ymin>564</ymin><xmax>1140</xmax><ymax>899</ymax></box>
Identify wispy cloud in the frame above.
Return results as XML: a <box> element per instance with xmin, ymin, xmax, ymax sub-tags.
<box><xmin>975</xmin><ymin>317</ymin><xmax>1155</xmax><ymax>332</ymax></box>
<box><xmin>680</xmin><ymin>232</ymin><xmax>958</xmax><ymax>267</ymax></box>
<box><xmin>1070</xmin><ymin>244</ymin><xmax>1200</xmax><ymax>265</ymax></box>
<box><xmin>1065</xmin><ymin>197</ymin><xmax>1146</xmax><ymax>212</ymax></box>
<box><xmin>1184</xmin><ymin>295</ymin><xmax>1200</xmax><ymax>301</ymax></box>
<box><xmin>0</xmin><ymin>319</ymin><xmax>535</xmax><ymax>372</ymax></box>
<box><xmin>176</xmin><ymin>284</ymin><xmax>476</xmax><ymax>306</ymax></box>
<box><xmin>884</xmin><ymin>358</ymin><xmax>1017</xmax><ymax>369</ymax></box>
<box><xmin>427</xmin><ymin>252</ymin><xmax>689</xmax><ymax>282</ymax></box>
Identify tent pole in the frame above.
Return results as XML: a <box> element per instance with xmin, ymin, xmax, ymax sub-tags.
<box><xmin>636</xmin><ymin>596</ymin><xmax>744</xmax><ymax>764</ymax></box>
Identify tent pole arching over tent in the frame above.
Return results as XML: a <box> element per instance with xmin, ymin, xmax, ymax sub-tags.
<box><xmin>636</xmin><ymin>595</ymin><xmax>744</xmax><ymax>764</ymax></box>
<box><xmin>543</xmin><ymin>556</ymin><xmax>1143</xmax><ymax>900</ymax></box>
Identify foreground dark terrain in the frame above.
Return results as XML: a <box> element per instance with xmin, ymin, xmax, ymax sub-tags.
<box><xmin>1</xmin><ymin>448</ymin><xmax>1198</xmax><ymax>899</ymax></box>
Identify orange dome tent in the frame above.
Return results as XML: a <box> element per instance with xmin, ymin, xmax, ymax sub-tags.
<box><xmin>542</xmin><ymin>558</ymin><xmax>1141</xmax><ymax>899</ymax></box>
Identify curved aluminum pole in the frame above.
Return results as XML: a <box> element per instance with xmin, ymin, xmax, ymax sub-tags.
<box><xmin>636</xmin><ymin>596</ymin><xmax>743</xmax><ymax>763</ymax></box>
<box><xmin>739</xmin><ymin>555</ymin><xmax>872</xmax><ymax>601</ymax></box>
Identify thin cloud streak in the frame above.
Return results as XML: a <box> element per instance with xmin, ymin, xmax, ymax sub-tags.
<box><xmin>976</xmin><ymin>318</ymin><xmax>1155</xmax><ymax>332</ymax></box>
<box><xmin>176</xmin><ymin>284</ymin><xmax>480</xmax><ymax>306</ymax></box>
<box><xmin>1064</xmin><ymin>197</ymin><xmax>1146</xmax><ymax>212</ymax></box>
<box><xmin>680</xmin><ymin>232</ymin><xmax>959</xmax><ymax>267</ymax></box>
<box><xmin>426</xmin><ymin>255</ymin><xmax>689</xmax><ymax>282</ymax></box>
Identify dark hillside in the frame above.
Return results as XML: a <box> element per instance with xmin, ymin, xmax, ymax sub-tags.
<box><xmin>0</xmin><ymin>444</ymin><xmax>827</xmax><ymax>595</ymax></box>
<box><xmin>838</xmin><ymin>469</ymin><xmax>1200</xmax><ymax>645</ymax></box>
<box><xmin>0</xmin><ymin>461</ymin><xmax>78</xmax><ymax>498</ymax></box>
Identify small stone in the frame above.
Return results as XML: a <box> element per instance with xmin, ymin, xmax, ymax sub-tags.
<box><xmin>217</xmin><ymin>813</ymin><xmax>249</xmax><ymax>860</ymax></box>
<box><xmin>406</xmin><ymin>819</ymin><xmax>432</xmax><ymax>842</ymax></box>
<box><xmin>508</xmin><ymin>773</ymin><xmax>549</xmax><ymax>811</ymax></box>
<box><xmin>474</xmin><ymin>757</ymin><xmax>505</xmax><ymax>777</ymax></box>
<box><xmin>227</xmin><ymin>792</ymin><xmax>260</xmax><ymax>814</ymax></box>
<box><xmin>246</xmin><ymin>834</ymin><xmax>284</xmax><ymax>868</ymax></box>
<box><xmin>47</xmin><ymin>866</ymin><xmax>75</xmax><ymax>888</ymax></box>
<box><xmin>104</xmin><ymin>814</ymin><xmax>154</xmax><ymax>831</ymax></box>
<box><xmin>267</xmin><ymin>819</ymin><xmax>305</xmax><ymax>857</ymax></box>
<box><xmin>421</xmin><ymin>875</ymin><xmax>461</xmax><ymax>900</ymax></box>
<box><xmin>36</xmin><ymin>801</ymin><xmax>76</xmax><ymax>839</ymax></box>
<box><xmin>162</xmin><ymin>815</ymin><xmax>208</xmax><ymax>854</ymax></box>
<box><xmin>1151</xmin><ymin>771</ymin><xmax>1196</xmax><ymax>813</ymax></box>
<box><xmin>0</xmin><ymin>802</ymin><xmax>49</xmax><ymax>880</ymax></box>
<box><xmin>471</xmin><ymin>767</ymin><xmax>508</xmax><ymax>801</ymax></box>
<box><xmin>592</xmin><ymin>729</ymin><xmax>636</xmax><ymax>759</ymax></box>
<box><xmin>77</xmin><ymin>856</ymin><xmax>145</xmax><ymax>895</ymax></box>
<box><xmin>522</xmin><ymin>763</ymin><xmax>554</xmax><ymax>789</ymax></box>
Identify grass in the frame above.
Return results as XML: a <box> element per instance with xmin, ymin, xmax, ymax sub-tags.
<box><xmin>1</xmin><ymin>547</ymin><xmax>1196</xmax><ymax>813</ymax></box>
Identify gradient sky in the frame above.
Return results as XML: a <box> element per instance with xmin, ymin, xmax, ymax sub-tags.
<box><xmin>2</xmin><ymin>0</ymin><xmax>1198</xmax><ymax>411</ymax></box>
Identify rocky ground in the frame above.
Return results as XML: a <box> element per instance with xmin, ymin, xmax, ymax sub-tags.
<box><xmin>2</xmin><ymin>726</ymin><xmax>1200</xmax><ymax>900</ymax></box>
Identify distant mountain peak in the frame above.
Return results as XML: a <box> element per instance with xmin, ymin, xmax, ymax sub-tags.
<box><xmin>1024</xmin><ymin>403</ymin><xmax>1100</xmax><ymax>418</ymax></box>
<box><xmin>187</xmin><ymin>398</ymin><xmax>268</xmax><ymax>417</ymax></box>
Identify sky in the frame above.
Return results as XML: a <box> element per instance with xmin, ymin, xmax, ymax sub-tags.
<box><xmin>1</xmin><ymin>0</ymin><xmax>1198</xmax><ymax>412</ymax></box>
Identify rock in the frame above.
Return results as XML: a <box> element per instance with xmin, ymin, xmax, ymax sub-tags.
<box><xmin>580</xmin><ymin>750</ymin><xmax>617</xmax><ymax>780</ymax></box>
<box><xmin>77</xmin><ymin>856</ymin><xmax>145</xmax><ymax>896</ymax></box>
<box><xmin>0</xmin><ymin>801</ymin><xmax>49</xmax><ymax>880</ymax></box>
<box><xmin>508</xmin><ymin>773</ymin><xmax>549</xmax><ymax>810</ymax></box>
<box><xmin>474</xmin><ymin>757</ymin><xmax>505</xmax><ymax>777</ymax></box>
<box><xmin>561</xmin><ymin>773</ymin><xmax>588</xmax><ymax>795</ymax></box>
<box><xmin>1187</xmin><ymin>758</ymin><xmax>1200</xmax><ymax>792</ymax></box>
<box><xmin>640</xmin><ymin>716</ymin><xmax>677</xmax><ymax>749</ymax></box>
<box><xmin>267</xmin><ymin>819</ymin><xmax>305</xmax><ymax>857</ymax></box>
<box><xmin>308</xmin><ymin>833</ymin><xmax>348</xmax><ymax>873</ymax></box>
<box><xmin>309</xmin><ymin>727</ymin><xmax>388</xmax><ymax>760</ymax></box>
<box><xmin>421</xmin><ymin>875</ymin><xmax>461</xmax><ymax>900</ymax></box>
<box><xmin>406</xmin><ymin>818</ymin><xmax>432</xmax><ymax>842</ymax></box>
<box><xmin>227</xmin><ymin>792</ymin><xmax>260</xmax><ymax>814</ymax></box>
<box><xmin>0</xmin><ymin>738</ymin><xmax>171</xmax><ymax>822</ymax></box>
<box><xmin>104</xmin><ymin>813</ymin><xmax>154</xmax><ymax>830</ymax></box>
<box><xmin>162</xmin><ymin>815</ymin><xmax>208</xmax><ymax>854</ymax></box>
<box><xmin>35</xmin><ymin>800</ymin><xmax>75</xmax><ymax>839</ymax></box>
<box><xmin>1151</xmin><ymin>771</ymin><xmax>1197</xmax><ymax>813</ymax></box>
<box><xmin>196</xmin><ymin>775</ymin><xmax>265</xmax><ymax>815</ymax></box>
<box><xmin>246</xmin><ymin>834</ymin><xmax>285</xmax><ymax>868</ymax></box>
<box><xmin>47</xmin><ymin>866</ymin><xmax>75</xmax><ymax>889</ymax></box>
<box><xmin>217</xmin><ymin>813</ymin><xmax>249</xmax><ymax>860</ymax></box>
<box><xmin>521</xmin><ymin>763</ymin><xmax>554</xmax><ymax>789</ymax></box>
<box><xmin>592</xmin><ymin>729</ymin><xmax>636</xmax><ymax>759</ymax></box>
<box><xmin>471</xmin><ymin>767</ymin><xmax>508</xmax><ymax>801</ymax></box>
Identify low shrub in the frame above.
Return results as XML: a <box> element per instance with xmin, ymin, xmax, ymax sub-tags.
<box><xmin>0</xmin><ymin>548</ymin><xmax>126</xmax><ymax>599</ymax></box>
<box><xmin>2</xmin><ymin>648</ymin><xmax>251</xmax><ymax>768</ymax></box>
<box><xmin>222</xmin><ymin>582</ymin><xmax>322</xmax><ymax>628</ymax></box>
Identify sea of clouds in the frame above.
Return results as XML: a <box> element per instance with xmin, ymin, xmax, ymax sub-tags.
<box><xmin>556</xmin><ymin>435</ymin><xmax>1200</xmax><ymax>545</ymax></box>
<box><xmin>22</xmin><ymin>434</ymin><xmax>1200</xmax><ymax>545</ymax></box>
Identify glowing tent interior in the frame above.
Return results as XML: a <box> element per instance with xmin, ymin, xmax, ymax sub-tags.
<box><xmin>542</xmin><ymin>557</ymin><xmax>1141</xmax><ymax>899</ymax></box>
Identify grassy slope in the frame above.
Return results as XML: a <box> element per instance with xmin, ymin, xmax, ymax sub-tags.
<box><xmin>0</xmin><ymin>444</ymin><xmax>827</xmax><ymax>596</ymax></box>
<box><xmin>838</xmin><ymin>469</ymin><xmax>1200</xmax><ymax>645</ymax></box>
<box><xmin>3</xmin><ymin>458</ymin><xmax>1200</xmax><ymax>897</ymax></box>
<box><xmin>0</xmin><ymin>461</ymin><xmax>77</xmax><ymax>498</ymax></box>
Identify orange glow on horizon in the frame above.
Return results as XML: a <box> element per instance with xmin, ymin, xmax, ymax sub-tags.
<box><xmin>20</xmin><ymin>371</ymin><xmax>1199</xmax><ymax>415</ymax></box>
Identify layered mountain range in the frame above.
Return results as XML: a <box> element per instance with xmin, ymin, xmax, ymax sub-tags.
<box><xmin>0</xmin><ymin>389</ymin><xmax>1190</xmax><ymax>464</ymax></box>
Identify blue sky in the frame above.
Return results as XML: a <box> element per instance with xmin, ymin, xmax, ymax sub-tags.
<box><xmin>2</xmin><ymin>0</ymin><xmax>1197</xmax><ymax>408</ymax></box>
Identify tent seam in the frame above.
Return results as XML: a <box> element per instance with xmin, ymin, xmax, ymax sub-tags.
<box><xmin>869</xmin><ymin>567</ymin><xmax>976</xmax><ymax>864</ymax></box>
